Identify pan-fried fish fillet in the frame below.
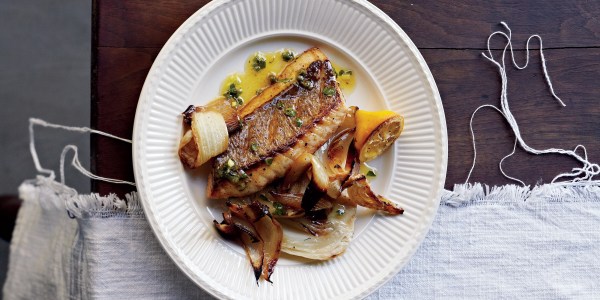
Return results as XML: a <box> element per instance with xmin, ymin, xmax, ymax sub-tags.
<box><xmin>207</xmin><ymin>48</ymin><xmax>347</xmax><ymax>199</ymax></box>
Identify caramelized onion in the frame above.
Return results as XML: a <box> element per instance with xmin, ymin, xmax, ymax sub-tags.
<box><xmin>215</xmin><ymin>201</ymin><xmax>284</xmax><ymax>282</ymax></box>
<box><xmin>178</xmin><ymin>129</ymin><xmax>197</xmax><ymax>168</ymax></box>
<box><xmin>178</xmin><ymin>110</ymin><xmax>229</xmax><ymax>168</ymax></box>
<box><xmin>213</xmin><ymin>220</ymin><xmax>237</xmax><ymax>236</ymax></box>
<box><xmin>184</xmin><ymin>98</ymin><xmax>241</xmax><ymax>133</ymax></box>
<box><xmin>309</xmin><ymin>155</ymin><xmax>330</xmax><ymax>192</ymax></box>
<box><xmin>338</xmin><ymin>105</ymin><xmax>358</xmax><ymax>131</ymax></box>
<box><xmin>325</xmin><ymin>128</ymin><xmax>355</xmax><ymax>175</ymax></box>
<box><xmin>239</xmin><ymin>228</ymin><xmax>264</xmax><ymax>281</ymax></box>
<box><xmin>310</xmin><ymin>198</ymin><xmax>333</xmax><ymax>211</ymax></box>
<box><xmin>269</xmin><ymin>191</ymin><xmax>303</xmax><ymax>209</ymax></box>
<box><xmin>253</xmin><ymin>214</ymin><xmax>283</xmax><ymax>282</ymax></box>
<box><xmin>342</xmin><ymin>175</ymin><xmax>404</xmax><ymax>215</ymax></box>
<box><xmin>281</xmin><ymin>153</ymin><xmax>313</xmax><ymax>190</ymax></box>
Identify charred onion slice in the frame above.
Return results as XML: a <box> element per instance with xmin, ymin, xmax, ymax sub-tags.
<box><xmin>269</xmin><ymin>191</ymin><xmax>303</xmax><ymax>209</ymax></box>
<box><xmin>326</xmin><ymin>180</ymin><xmax>343</xmax><ymax>200</ymax></box>
<box><xmin>325</xmin><ymin>128</ymin><xmax>355</xmax><ymax>175</ymax></box>
<box><xmin>213</xmin><ymin>220</ymin><xmax>237</xmax><ymax>236</ymax></box>
<box><xmin>219</xmin><ymin>201</ymin><xmax>284</xmax><ymax>282</ymax></box>
<box><xmin>253</xmin><ymin>214</ymin><xmax>283</xmax><ymax>282</ymax></box>
<box><xmin>214</xmin><ymin>207</ymin><xmax>264</xmax><ymax>282</ymax></box>
<box><xmin>178</xmin><ymin>129</ymin><xmax>197</xmax><ymax>168</ymax></box>
<box><xmin>183</xmin><ymin>99</ymin><xmax>240</xmax><ymax>133</ymax></box>
<box><xmin>344</xmin><ymin>174</ymin><xmax>404</xmax><ymax>215</ymax></box>
<box><xmin>239</xmin><ymin>228</ymin><xmax>264</xmax><ymax>282</ymax></box>
<box><xmin>178</xmin><ymin>110</ymin><xmax>229</xmax><ymax>168</ymax></box>
<box><xmin>257</xmin><ymin>193</ymin><xmax>304</xmax><ymax>218</ymax></box>
<box><xmin>281</xmin><ymin>153</ymin><xmax>313</xmax><ymax>190</ymax></box>
<box><xmin>309</xmin><ymin>155</ymin><xmax>330</xmax><ymax>192</ymax></box>
<box><xmin>283</xmin><ymin>153</ymin><xmax>329</xmax><ymax>192</ymax></box>
<box><xmin>338</xmin><ymin>105</ymin><xmax>358</xmax><ymax>131</ymax></box>
<box><xmin>310</xmin><ymin>198</ymin><xmax>333</xmax><ymax>211</ymax></box>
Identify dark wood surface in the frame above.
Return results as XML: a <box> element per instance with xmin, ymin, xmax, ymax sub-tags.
<box><xmin>92</xmin><ymin>0</ymin><xmax>600</xmax><ymax>196</ymax></box>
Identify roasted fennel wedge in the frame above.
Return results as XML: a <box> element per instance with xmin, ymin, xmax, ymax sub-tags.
<box><xmin>278</xmin><ymin>203</ymin><xmax>356</xmax><ymax>260</ymax></box>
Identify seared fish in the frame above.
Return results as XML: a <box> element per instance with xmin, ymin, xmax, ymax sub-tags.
<box><xmin>207</xmin><ymin>48</ymin><xmax>346</xmax><ymax>199</ymax></box>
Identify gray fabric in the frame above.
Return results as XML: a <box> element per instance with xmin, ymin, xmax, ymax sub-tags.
<box><xmin>2</xmin><ymin>181</ymin><xmax>78</xmax><ymax>300</ymax></box>
<box><xmin>4</xmin><ymin>179</ymin><xmax>600</xmax><ymax>299</ymax></box>
<box><xmin>3</xmin><ymin>179</ymin><xmax>211</xmax><ymax>300</ymax></box>
<box><xmin>76</xmin><ymin>214</ymin><xmax>210</xmax><ymax>299</ymax></box>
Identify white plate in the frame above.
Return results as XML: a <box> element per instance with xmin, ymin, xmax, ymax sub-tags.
<box><xmin>132</xmin><ymin>0</ymin><xmax>447</xmax><ymax>299</ymax></box>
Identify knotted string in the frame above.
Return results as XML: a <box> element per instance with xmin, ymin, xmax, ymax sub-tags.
<box><xmin>29</xmin><ymin>118</ymin><xmax>136</xmax><ymax>187</ymax></box>
<box><xmin>466</xmin><ymin>22</ymin><xmax>600</xmax><ymax>185</ymax></box>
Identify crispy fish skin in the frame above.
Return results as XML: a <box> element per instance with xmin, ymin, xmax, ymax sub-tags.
<box><xmin>208</xmin><ymin>49</ymin><xmax>346</xmax><ymax>199</ymax></box>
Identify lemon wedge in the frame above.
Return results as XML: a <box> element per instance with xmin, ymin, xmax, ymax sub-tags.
<box><xmin>354</xmin><ymin>109</ymin><xmax>404</xmax><ymax>162</ymax></box>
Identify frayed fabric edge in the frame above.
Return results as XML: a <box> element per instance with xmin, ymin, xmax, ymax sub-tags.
<box><xmin>19</xmin><ymin>178</ymin><xmax>142</xmax><ymax>219</ymax></box>
<box><xmin>442</xmin><ymin>182</ymin><xmax>600</xmax><ymax>207</ymax></box>
<box><xmin>65</xmin><ymin>191</ymin><xmax>143</xmax><ymax>219</ymax></box>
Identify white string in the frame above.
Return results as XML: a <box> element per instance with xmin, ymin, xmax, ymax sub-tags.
<box><xmin>465</xmin><ymin>104</ymin><xmax>525</xmax><ymax>186</ymax></box>
<box><xmin>60</xmin><ymin>145</ymin><xmax>136</xmax><ymax>186</ymax></box>
<box><xmin>499</xmin><ymin>136</ymin><xmax>525</xmax><ymax>186</ymax></box>
<box><xmin>29</xmin><ymin>117</ymin><xmax>136</xmax><ymax>187</ymax></box>
<box><xmin>466</xmin><ymin>22</ymin><xmax>600</xmax><ymax>185</ymax></box>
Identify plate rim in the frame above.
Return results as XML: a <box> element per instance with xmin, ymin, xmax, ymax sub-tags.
<box><xmin>132</xmin><ymin>0</ymin><xmax>448</xmax><ymax>299</ymax></box>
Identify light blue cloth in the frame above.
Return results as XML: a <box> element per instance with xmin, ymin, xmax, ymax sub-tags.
<box><xmin>4</xmin><ymin>180</ymin><xmax>600</xmax><ymax>299</ymax></box>
<box><xmin>373</xmin><ymin>183</ymin><xmax>600</xmax><ymax>299</ymax></box>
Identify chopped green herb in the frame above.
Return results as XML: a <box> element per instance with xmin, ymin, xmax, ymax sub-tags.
<box><xmin>255</xmin><ymin>88</ymin><xmax>264</xmax><ymax>95</ymax></box>
<box><xmin>217</xmin><ymin>158</ymin><xmax>248</xmax><ymax>186</ymax></box>
<box><xmin>224</xmin><ymin>83</ymin><xmax>242</xmax><ymax>99</ymax></box>
<box><xmin>265</xmin><ymin>157</ymin><xmax>274</xmax><ymax>166</ymax></box>
<box><xmin>337</xmin><ymin>208</ymin><xmax>345</xmax><ymax>215</ymax></box>
<box><xmin>252</xmin><ymin>53</ymin><xmax>267</xmax><ymax>71</ymax></box>
<box><xmin>258</xmin><ymin>194</ymin><xmax>268</xmax><ymax>201</ymax></box>
<box><xmin>294</xmin><ymin>117</ymin><xmax>303</xmax><ymax>127</ymax></box>
<box><xmin>273</xmin><ymin>202</ymin><xmax>285</xmax><ymax>215</ymax></box>
<box><xmin>276</xmin><ymin>101</ymin><xmax>284</xmax><ymax>110</ymax></box>
<box><xmin>227</xmin><ymin>159</ymin><xmax>235</xmax><ymax>168</ymax></box>
<box><xmin>338</xmin><ymin>69</ymin><xmax>353</xmax><ymax>76</ymax></box>
<box><xmin>235</xmin><ymin>97</ymin><xmax>244</xmax><ymax>105</ymax></box>
<box><xmin>323</xmin><ymin>86</ymin><xmax>336</xmax><ymax>97</ymax></box>
<box><xmin>299</xmin><ymin>79</ymin><xmax>314</xmax><ymax>90</ymax></box>
<box><xmin>296</xmin><ymin>69</ymin><xmax>314</xmax><ymax>90</ymax></box>
<box><xmin>282</xmin><ymin>50</ymin><xmax>295</xmax><ymax>61</ymax></box>
<box><xmin>269</xmin><ymin>74</ymin><xmax>291</xmax><ymax>84</ymax></box>
<box><xmin>366</xmin><ymin>170</ymin><xmax>377</xmax><ymax>177</ymax></box>
<box><xmin>268</xmin><ymin>72</ymin><xmax>277</xmax><ymax>84</ymax></box>
<box><xmin>284</xmin><ymin>108</ymin><xmax>297</xmax><ymax>117</ymax></box>
<box><xmin>250</xmin><ymin>143</ymin><xmax>259</xmax><ymax>153</ymax></box>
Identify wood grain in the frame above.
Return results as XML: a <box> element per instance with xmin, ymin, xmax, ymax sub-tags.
<box><xmin>93</xmin><ymin>0</ymin><xmax>600</xmax><ymax>195</ymax></box>
<box><xmin>372</xmin><ymin>0</ymin><xmax>600</xmax><ymax>49</ymax></box>
<box><xmin>93</xmin><ymin>47</ymin><xmax>159</xmax><ymax>195</ymax></box>
<box><xmin>421</xmin><ymin>48</ymin><xmax>600</xmax><ymax>187</ymax></box>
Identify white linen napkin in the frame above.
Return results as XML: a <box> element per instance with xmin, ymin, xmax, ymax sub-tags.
<box><xmin>4</xmin><ymin>177</ymin><xmax>600</xmax><ymax>299</ymax></box>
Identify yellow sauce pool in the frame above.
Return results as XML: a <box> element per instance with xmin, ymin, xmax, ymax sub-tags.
<box><xmin>218</xmin><ymin>49</ymin><xmax>356</xmax><ymax>108</ymax></box>
<box><xmin>331</xmin><ymin>61</ymin><xmax>356</xmax><ymax>94</ymax></box>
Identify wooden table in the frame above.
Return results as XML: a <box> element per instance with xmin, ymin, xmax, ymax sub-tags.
<box><xmin>92</xmin><ymin>0</ymin><xmax>600</xmax><ymax>196</ymax></box>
